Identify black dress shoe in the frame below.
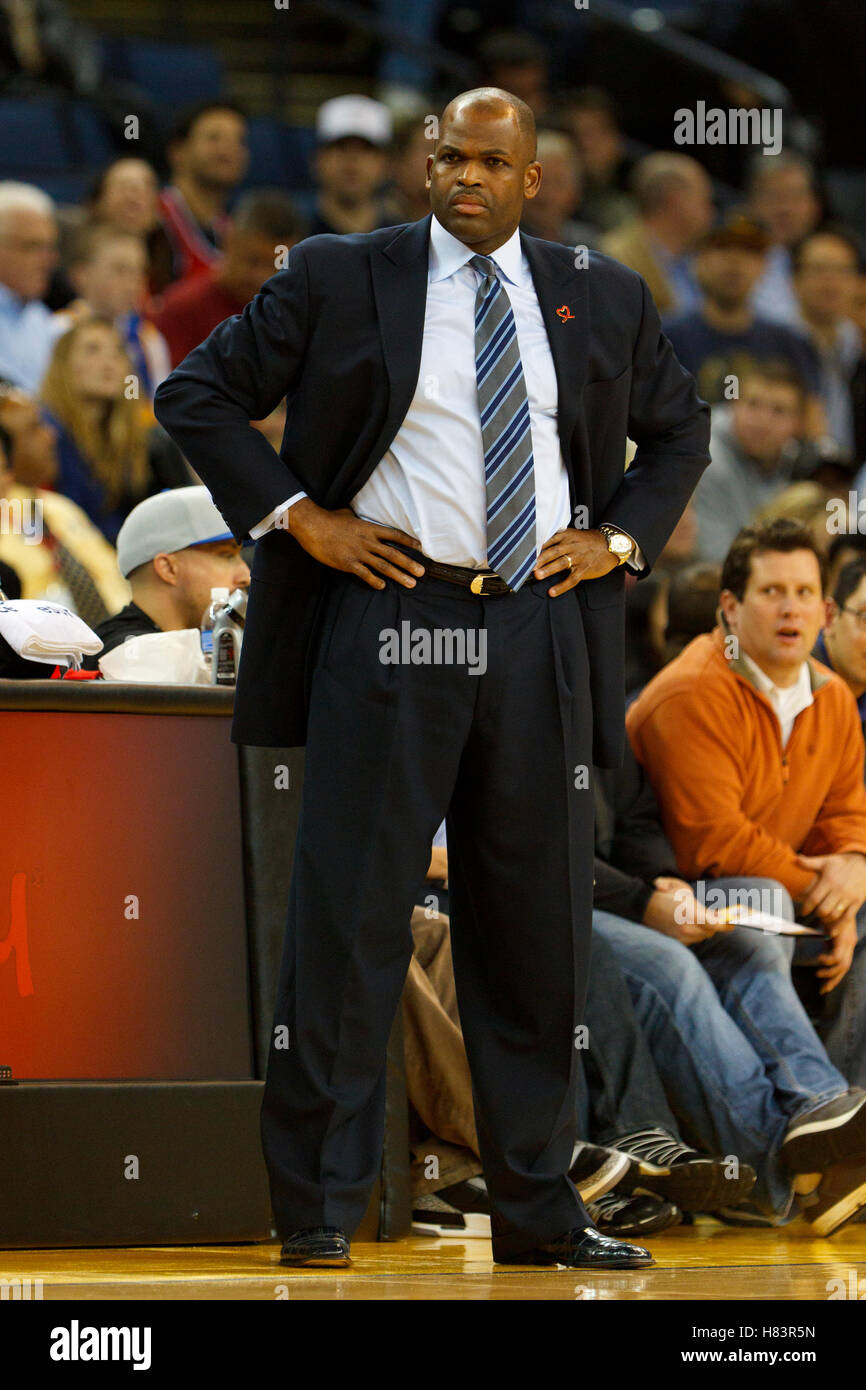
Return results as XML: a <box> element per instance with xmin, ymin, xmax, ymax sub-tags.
<box><xmin>495</xmin><ymin>1225</ymin><xmax>654</xmax><ymax>1269</ymax></box>
<box><xmin>279</xmin><ymin>1226</ymin><xmax>351</xmax><ymax>1267</ymax></box>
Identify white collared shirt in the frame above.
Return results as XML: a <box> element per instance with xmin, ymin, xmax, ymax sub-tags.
<box><xmin>250</xmin><ymin>214</ymin><xmax>642</xmax><ymax>571</ymax></box>
<box><xmin>741</xmin><ymin>650</ymin><xmax>813</xmax><ymax>747</ymax></box>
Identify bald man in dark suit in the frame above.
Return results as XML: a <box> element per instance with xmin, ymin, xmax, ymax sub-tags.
<box><xmin>155</xmin><ymin>87</ymin><xmax>710</xmax><ymax>1270</ymax></box>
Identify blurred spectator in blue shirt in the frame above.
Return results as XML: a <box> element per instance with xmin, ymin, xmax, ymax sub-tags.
<box><xmin>665</xmin><ymin>215</ymin><xmax>824</xmax><ymax>435</ymax></box>
<box><xmin>0</xmin><ymin>182</ymin><xmax>58</xmax><ymax>392</ymax></box>
<box><xmin>747</xmin><ymin>153</ymin><xmax>824</xmax><ymax>327</ymax></box>
<box><xmin>792</xmin><ymin>228</ymin><xmax>865</xmax><ymax>460</ymax></box>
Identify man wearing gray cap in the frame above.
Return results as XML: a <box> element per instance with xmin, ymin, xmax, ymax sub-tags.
<box><xmin>83</xmin><ymin>485</ymin><xmax>249</xmax><ymax>665</ymax></box>
<box><xmin>309</xmin><ymin>94</ymin><xmax>393</xmax><ymax>237</ymax></box>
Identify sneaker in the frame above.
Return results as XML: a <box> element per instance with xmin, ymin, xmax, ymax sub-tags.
<box><xmin>713</xmin><ymin>1203</ymin><xmax>793</xmax><ymax>1228</ymax></box>
<box><xmin>436</xmin><ymin>1177</ymin><xmax>491</xmax><ymax>1237</ymax></box>
<box><xmin>568</xmin><ymin>1141</ymin><xmax>634</xmax><ymax>1202</ymax></box>
<box><xmin>612</xmin><ymin>1126</ymin><xmax>757</xmax><ymax>1212</ymax></box>
<box><xmin>412</xmin><ymin>1184</ymin><xmax>490</xmax><ymax>1239</ymax></box>
<box><xmin>801</xmin><ymin>1160</ymin><xmax>866</xmax><ymax>1237</ymax></box>
<box><xmin>588</xmin><ymin>1190</ymin><xmax>682</xmax><ymax>1237</ymax></box>
<box><xmin>782</xmin><ymin>1090</ymin><xmax>866</xmax><ymax>1174</ymax></box>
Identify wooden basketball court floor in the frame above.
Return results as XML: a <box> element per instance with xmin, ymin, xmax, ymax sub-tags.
<box><xmin>4</xmin><ymin>1221</ymin><xmax>866</xmax><ymax>1299</ymax></box>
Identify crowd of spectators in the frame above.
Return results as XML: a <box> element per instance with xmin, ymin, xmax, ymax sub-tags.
<box><xmin>4</xmin><ymin>16</ymin><xmax>866</xmax><ymax>1245</ymax></box>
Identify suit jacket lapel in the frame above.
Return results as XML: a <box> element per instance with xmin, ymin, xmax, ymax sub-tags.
<box><xmin>358</xmin><ymin>214</ymin><xmax>431</xmax><ymax>489</ymax></box>
<box><xmin>521</xmin><ymin>232</ymin><xmax>589</xmax><ymax>438</ymax></box>
<box><xmin>521</xmin><ymin>233</ymin><xmax>591</xmax><ymax>509</ymax></box>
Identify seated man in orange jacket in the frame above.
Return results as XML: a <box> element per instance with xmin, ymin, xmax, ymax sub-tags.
<box><xmin>623</xmin><ymin>516</ymin><xmax>866</xmax><ymax>1224</ymax></box>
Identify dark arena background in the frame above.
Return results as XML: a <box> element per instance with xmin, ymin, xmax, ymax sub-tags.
<box><xmin>1</xmin><ymin>0</ymin><xmax>865</xmax><ymax>1353</ymax></box>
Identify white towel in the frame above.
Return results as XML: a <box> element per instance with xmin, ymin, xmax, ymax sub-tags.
<box><xmin>0</xmin><ymin>599</ymin><xmax>102</xmax><ymax>665</ymax></box>
<box><xmin>98</xmin><ymin>629</ymin><xmax>210</xmax><ymax>684</ymax></box>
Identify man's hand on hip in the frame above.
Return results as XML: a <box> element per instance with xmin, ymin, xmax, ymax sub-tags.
<box><xmin>286</xmin><ymin>497</ymin><xmax>425</xmax><ymax>589</ymax></box>
<box><xmin>534</xmin><ymin>528</ymin><xmax>620</xmax><ymax>596</ymax></box>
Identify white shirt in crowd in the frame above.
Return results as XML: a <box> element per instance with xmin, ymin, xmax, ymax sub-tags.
<box><xmin>741</xmin><ymin>649</ymin><xmax>814</xmax><ymax>747</ymax></box>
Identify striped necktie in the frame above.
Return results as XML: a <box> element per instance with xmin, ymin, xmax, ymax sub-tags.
<box><xmin>471</xmin><ymin>254</ymin><xmax>537</xmax><ymax>590</ymax></box>
<box><xmin>41</xmin><ymin>516</ymin><xmax>110</xmax><ymax>629</ymax></box>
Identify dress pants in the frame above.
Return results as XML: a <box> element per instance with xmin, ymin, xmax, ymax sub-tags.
<box><xmin>403</xmin><ymin>911</ymin><xmax>684</xmax><ymax>1200</ymax></box>
<box><xmin>260</xmin><ymin>561</ymin><xmax>597</xmax><ymax>1259</ymax></box>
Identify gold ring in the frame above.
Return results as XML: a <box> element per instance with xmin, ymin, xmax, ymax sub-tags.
<box><xmin>566</xmin><ymin>555</ymin><xmax>573</xmax><ymax>570</ymax></box>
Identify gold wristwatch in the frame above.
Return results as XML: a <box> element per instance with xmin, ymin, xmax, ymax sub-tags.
<box><xmin>598</xmin><ymin>524</ymin><xmax>635</xmax><ymax>566</ymax></box>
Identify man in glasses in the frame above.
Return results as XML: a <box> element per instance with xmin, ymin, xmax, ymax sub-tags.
<box><xmin>815</xmin><ymin>557</ymin><xmax>866</xmax><ymax>751</ymax></box>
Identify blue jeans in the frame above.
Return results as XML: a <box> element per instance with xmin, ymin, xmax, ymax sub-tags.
<box><xmin>791</xmin><ymin>902</ymin><xmax>866</xmax><ymax>1090</ymax></box>
<box><xmin>579</xmin><ymin>934</ymin><xmax>681</xmax><ymax>1142</ymax></box>
<box><xmin>593</xmin><ymin>878</ymin><xmax>848</xmax><ymax>1217</ymax></box>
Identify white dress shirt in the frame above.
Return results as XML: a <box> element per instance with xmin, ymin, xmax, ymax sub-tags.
<box><xmin>741</xmin><ymin>650</ymin><xmax>813</xmax><ymax>747</ymax></box>
<box><xmin>249</xmin><ymin>214</ymin><xmax>642</xmax><ymax>572</ymax></box>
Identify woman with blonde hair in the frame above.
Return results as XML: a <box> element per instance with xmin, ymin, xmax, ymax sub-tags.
<box><xmin>39</xmin><ymin>316</ymin><xmax>192</xmax><ymax>543</ymax></box>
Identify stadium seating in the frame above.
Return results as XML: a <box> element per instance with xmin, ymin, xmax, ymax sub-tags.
<box><xmin>0</xmin><ymin>97</ymin><xmax>113</xmax><ymax>203</ymax></box>
<box><xmin>240</xmin><ymin>116</ymin><xmax>316</xmax><ymax>197</ymax></box>
<box><xmin>98</xmin><ymin>37</ymin><xmax>225</xmax><ymax>112</ymax></box>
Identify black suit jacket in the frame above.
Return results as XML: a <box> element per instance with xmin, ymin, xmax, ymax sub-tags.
<box><xmin>153</xmin><ymin>214</ymin><xmax>711</xmax><ymax>764</ymax></box>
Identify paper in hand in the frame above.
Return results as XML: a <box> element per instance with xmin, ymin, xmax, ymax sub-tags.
<box><xmin>719</xmin><ymin>905</ymin><xmax>822</xmax><ymax>936</ymax></box>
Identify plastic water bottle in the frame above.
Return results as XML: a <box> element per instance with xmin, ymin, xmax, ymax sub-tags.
<box><xmin>200</xmin><ymin>586</ymin><xmax>230</xmax><ymax>672</ymax></box>
<box><xmin>211</xmin><ymin>587</ymin><xmax>247</xmax><ymax>685</ymax></box>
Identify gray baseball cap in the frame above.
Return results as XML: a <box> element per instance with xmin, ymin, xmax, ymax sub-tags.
<box><xmin>116</xmin><ymin>486</ymin><xmax>234</xmax><ymax>578</ymax></box>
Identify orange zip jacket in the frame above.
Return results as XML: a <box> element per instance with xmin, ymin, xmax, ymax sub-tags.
<box><xmin>625</xmin><ymin>629</ymin><xmax>866</xmax><ymax>901</ymax></box>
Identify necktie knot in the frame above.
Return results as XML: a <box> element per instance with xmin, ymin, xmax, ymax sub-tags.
<box><xmin>469</xmin><ymin>254</ymin><xmax>498</xmax><ymax>285</ymax></box>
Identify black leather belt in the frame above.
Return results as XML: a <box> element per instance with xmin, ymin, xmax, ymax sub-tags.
<box><xmin>393</xmin><ymin>544</ymin><xmax>512</xmax><ymax>595</ymax></box>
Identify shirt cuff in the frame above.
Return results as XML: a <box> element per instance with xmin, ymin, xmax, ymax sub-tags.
<box><xmin>627</xmin><ymin>543</ymin><xmax>645</xmax><ymax>572</ymax></box>
<box><xmin>249</xmin><ymin>491</ymin><xmax>308</xmax><ymax>539</ymax></box>
<box><xmin>616</xmin><ymin>529</ymin><xmax>644</xmax><ymax>571</ymax></box>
